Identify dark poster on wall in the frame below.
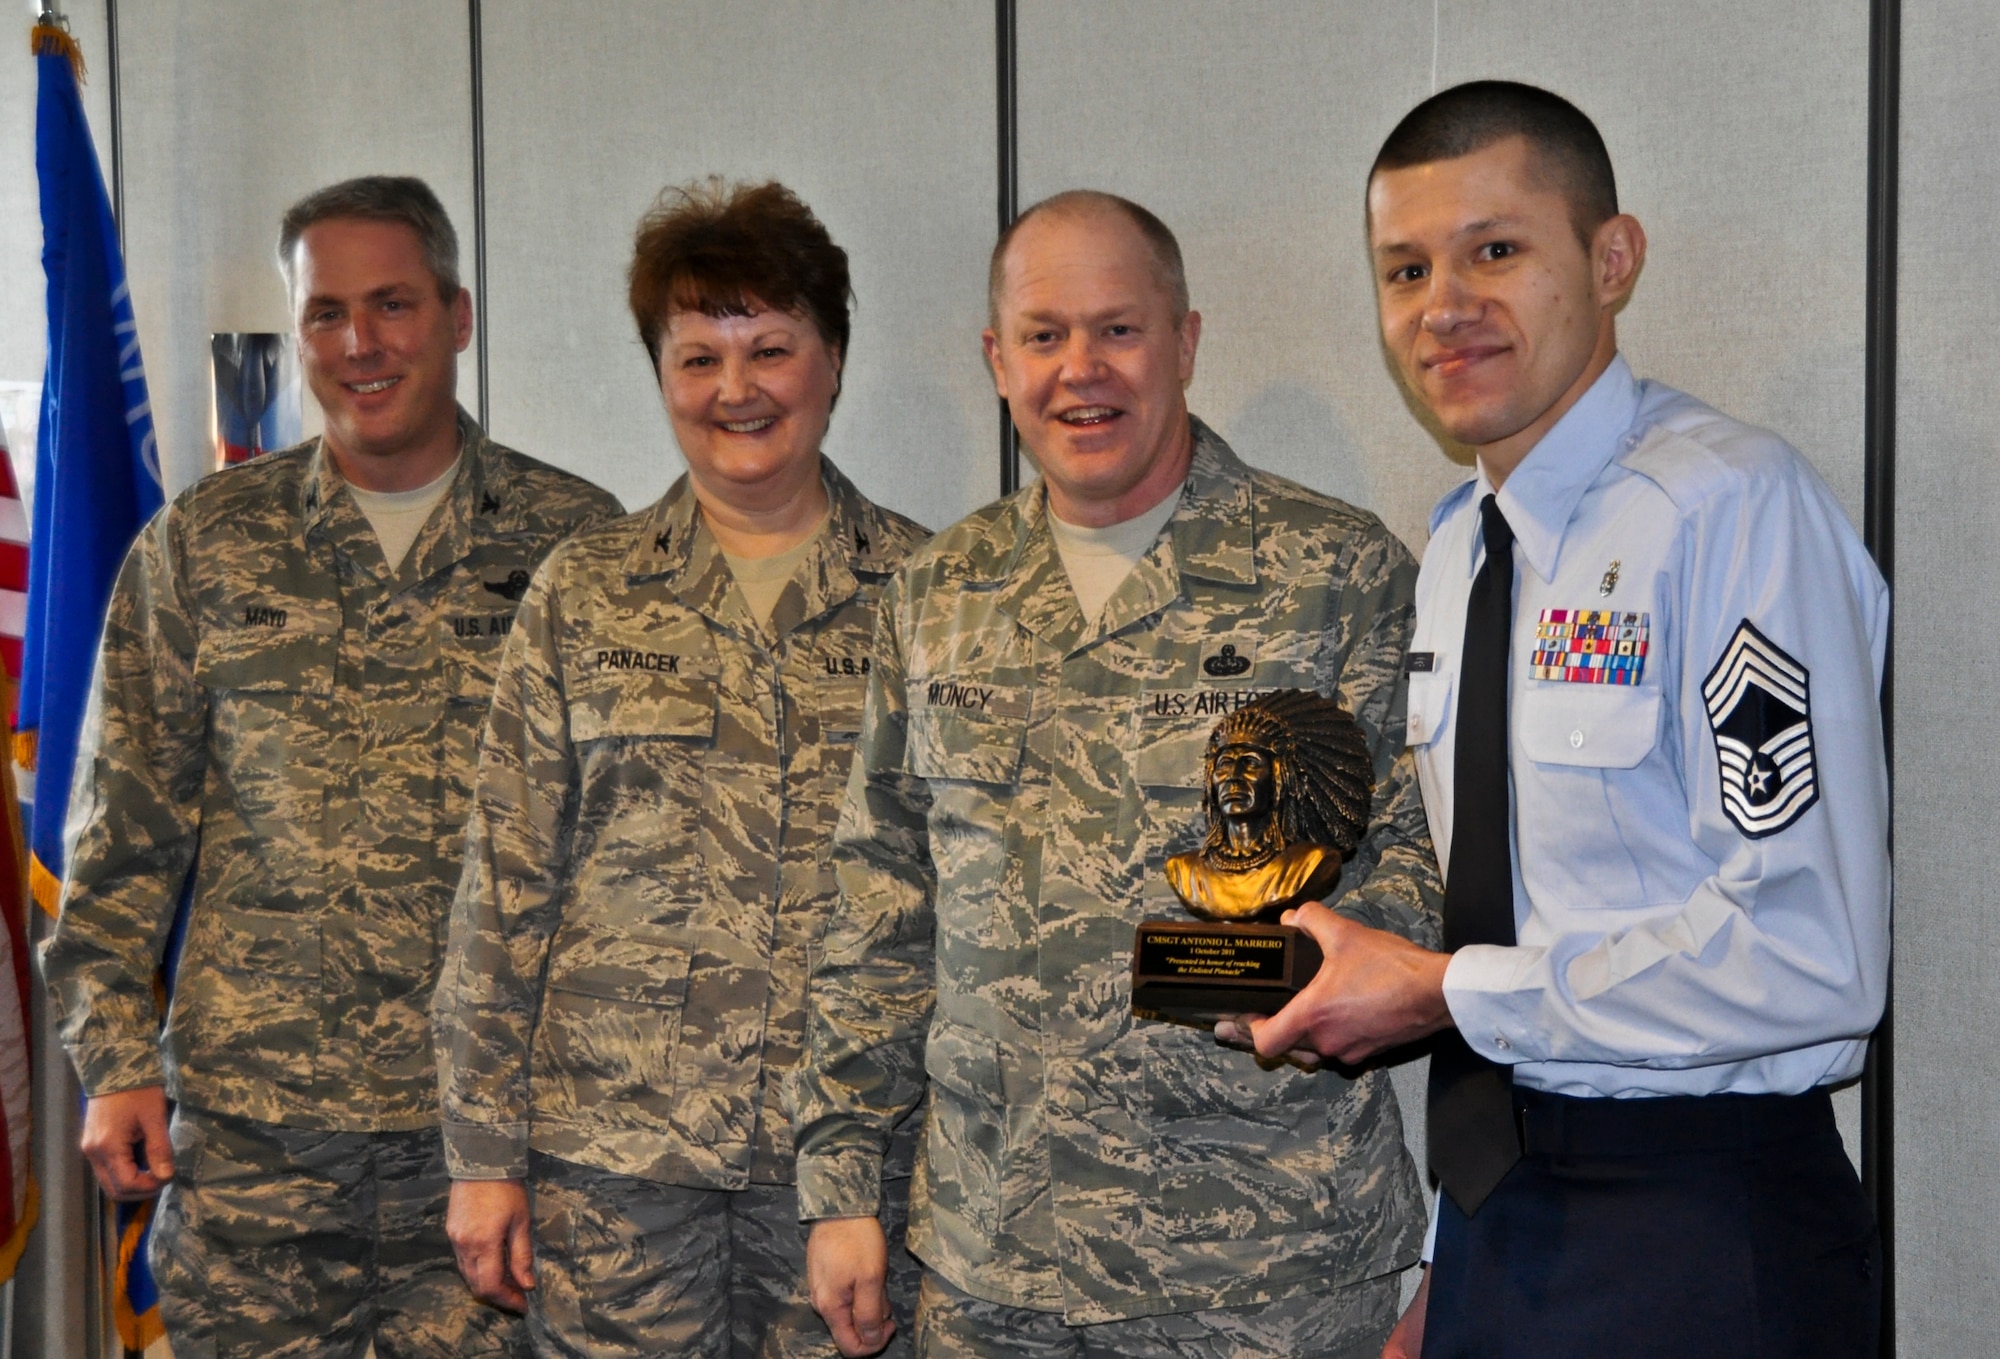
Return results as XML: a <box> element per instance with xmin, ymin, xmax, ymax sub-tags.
<box><xmin>211</xmin><ymin>332</ymin><xmax>300</xmax><ymax>467</ymax></box>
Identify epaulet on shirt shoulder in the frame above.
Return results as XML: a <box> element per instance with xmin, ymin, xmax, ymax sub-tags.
<box><xmin>1243</xmin><ymin>465</ymin><xmax>1386</xmax><ymax>538</ymax></box>
<box><xmin>481</xmin><ymin>443</ymin><xmax>624</xmax><ymax>528</ymax></box>
<box><xmin>173</xmin><ymin>441</ymin><xmax>315</xmax><ymax>521</ymax></box>
<box><xmin>1617</xmin><ymin>385</ymin><xmax>1808</xmax><ymax>515</ymax></box>
<box><xmin>1429</xmin><ymin>476</ymin><xmax>1480</xmax><ymax>535</ymax></box>
<box><xmin>901</xmin><ymin>491</ymin><xmax>1021</xmax><ymax>586</ymax></box>
<box><xmin>859</xmin><ymin>503</ymin><xmax>930</xmax><ymax>572</ymax></box>
<box><xmin>556</xmin><ymin>506</ymin><xmax>653</xmax><ymax>566</ymax></box>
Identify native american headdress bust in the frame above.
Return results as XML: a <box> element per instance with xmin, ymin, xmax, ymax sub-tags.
<box><xmin>1166</xmin><ymin>689</ymin><xmax>1373</xmax><ymax>922</ymax></box>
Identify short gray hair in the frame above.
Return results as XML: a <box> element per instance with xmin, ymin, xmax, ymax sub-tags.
<box><xmin>277</xmin><ymin>175</ymin><xmax>461</xmax><ymax>303</ymax></box>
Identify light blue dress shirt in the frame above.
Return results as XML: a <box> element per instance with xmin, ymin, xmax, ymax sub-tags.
<box><xmin>1410</xmin><ymin>356</ymin><xmax>1890</xmax><ymax>1098</ymax></box>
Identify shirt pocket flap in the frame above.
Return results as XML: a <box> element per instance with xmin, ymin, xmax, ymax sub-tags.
<box><xmin>211</xmin><ymin>908</ymin><xmax>321</xmax><ymax>978</ymax></box>
<box><xmin>447</xmin><ymin>655</ymin><xmax>502</xmax><ymax>711</ymax></box>
<box><xmin>1405</xmin><ymin>671</ymin><xmax>1452</xmax><ymax>748</ymax></box>
<box><xmin>821</xmin><ymin>677</ymin><xmax>869</xmax><ymax>739</ymax></box>
<box><xmin>1518</xmin><ymin>685</ymin><xmax>1661</xmax><ymax>769</ymax></box>
<box><xmin>1133</xmin><ymin>721</ymin><xmax>1210</xmax><ymax>789</ymax></box>
<box><xmin>543</xmin><ymin>931</ymin><xmax>694</xmax><ymax>1008</ymax></box>
<box><xmin>922</xmin><ymin>1016</ymin><xmax>1003</xmax><ymax>1102</ymax></box>
<box><xmin>194</xmin><ymin>615</ymin><xmax>338</xmax><ymax>695</ymax></box>
<box><xmin>908</xmin><ymin>703</ymin><xmax>1027</xmax><ymax>786</ymax></box>
<box><xmin>569</xmin><ymin>677</ymin><xmax>717</xmax><ymax>744</ymax></box>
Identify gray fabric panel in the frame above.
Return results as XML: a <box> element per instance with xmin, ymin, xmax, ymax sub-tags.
<box><xmin>1434</xmin><ymin>0</ymin><xmax>1870</xmax><ymax>523</ymax></box>
<box><xmin>1894</xmin><ymin>2</ymin><xmax>2000</xmax><ymax>1349</ymax></box>
<box><xmin>114</xmin><ymin>1</ymin><xmax>476</xmax><ymax>499</ymax></box>
<box><xmin>1017</xmin><ymin>0</ymin><xmax>1868</xmax><ymax>549</ymax></box>
<box><xmin>476</xmin><ymin>0</ymin><xmax>995</xmax><ymax>528</ymax></box>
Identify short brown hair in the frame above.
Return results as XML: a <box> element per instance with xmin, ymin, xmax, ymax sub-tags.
<box><xmin>1371</xmin><ymin>81</ymin><xmax>1618</xmax><ymax>245</ymax></box>
<box><xmin>627</xmin><ymin>179</ymin><xmax>852</xmax><ymax>372</ymax></box>
<box><xmin>989</xmin><ymin>190</ymin><xmax>1189</xmax><ymax>327</ymax></box>
<box><xmin>278</xmin><ymin>175</ymin><xmax>460</xmax><ymax>303</ymax></box>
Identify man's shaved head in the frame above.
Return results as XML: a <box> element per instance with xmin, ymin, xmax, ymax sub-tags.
<box><xmin>988</xmin><ymin>190</ymin><xmax>1189</xmax><ymax>327</ymax></box>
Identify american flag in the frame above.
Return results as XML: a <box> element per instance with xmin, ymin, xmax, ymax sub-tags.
<box><xmin>0</xmin><ymin>423</ymin><xmax>36</xmax><ymax>1281</ymax></box>
<box><xmin>0</xmin><ymin>428</ymin><xmax>26</xmax><ymax>682</ymax></box>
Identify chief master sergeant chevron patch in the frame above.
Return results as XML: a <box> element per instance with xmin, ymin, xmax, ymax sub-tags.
<box><xmin>1702</xmin><ymin>619</ymin><xmax>1818</xmax><ymax>837</ymax></box>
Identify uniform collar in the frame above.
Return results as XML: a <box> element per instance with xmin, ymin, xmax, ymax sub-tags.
<box><xmin>1431</xmin><ymin>355</ymin><xmax>1641</xmax><ymax>583</ymax></box>
<box><xmin>299</xmin><ymin>407</ymin><xmax>498</xmax><ymax>584</ymax></box>
<box><xmin>620</xmin><ymin>456</ymin><xmax>887</xmax><ymax>640</ymax></box>
<box><xmin>975</xmin><ymin>415</ymin><xmax>1258</xmax><ymax>652</ymax></box>
<box><xmin>622</xmin><ymin>474</ymin><xmax>703</xmax><ymax>582</ymax></box>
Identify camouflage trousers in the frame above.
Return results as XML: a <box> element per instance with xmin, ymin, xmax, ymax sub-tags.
<box><xmin>151</xmin><ymin>1105</ymin><xmax>525</xmax><ymax>1359</ymax></box>
<box><xmin>526</xmin><ymin>1152</ymin><xmax>918</xmax><ymax>1359</ymax></box>
<box><xmin>912</xmin><ymin>1269</ymin><xmax>1399</xmax><ymax>1359</ymax></box>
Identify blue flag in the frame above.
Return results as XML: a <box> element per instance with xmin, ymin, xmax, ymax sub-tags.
<box><xmin>27</xmin><ymin>26</ymin><xmax>166</xmax><ymax>1353</ymax></box>
<box><xmin>21</xmin><ymin>33</ymin><xmax>163</xmax><ymax>906</ymax></box>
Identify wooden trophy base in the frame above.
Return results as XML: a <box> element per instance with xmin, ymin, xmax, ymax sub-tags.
<box><xmin>1130</xmin><ymin>919</ymin><xmax>1324</xmax><ymax>1025</ymax></box>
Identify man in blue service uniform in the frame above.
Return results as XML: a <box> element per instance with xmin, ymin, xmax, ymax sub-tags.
<box><xmin>1231</xmin><ymin>82</ymin><xmax>1889</xmax><ymax>1358</ymax></box>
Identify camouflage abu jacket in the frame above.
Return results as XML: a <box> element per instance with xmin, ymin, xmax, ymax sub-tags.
<box><xmin>433</xmin><ymin>462</ymin><xmax>927</xmax><ymax>1189</ymax></box>
<box><xmin>790</xmin><ymin>420</ymin><xmax>1442</xmax><ymax>1323</ymax></box>
<box><xmin>41</xmin><ymin>413</ymin><xmax>621</xmax><ymax>1130</ymax></box>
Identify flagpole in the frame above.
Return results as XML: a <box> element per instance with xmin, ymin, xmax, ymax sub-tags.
<box><xmin>103</xmin><ymin>0</ymin><xmax>123</xmax><ymax>251</ymax></box>
<box><xmin>23</xmin><ymin>7</ymin><xmax>166</xmax><ymax>1355</ymax></box>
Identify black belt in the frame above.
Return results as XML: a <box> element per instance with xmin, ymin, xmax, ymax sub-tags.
<box><xmin>1514</xmin><ymin>1087</ymin><xmax>1836</xmax><ymax>1158</ymax></box>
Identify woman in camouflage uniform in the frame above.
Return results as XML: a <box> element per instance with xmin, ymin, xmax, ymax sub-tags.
<box><xmin>431</xmin><ymin>179</ymin><xmax>927</xmax><ymax>1358</ymax></box>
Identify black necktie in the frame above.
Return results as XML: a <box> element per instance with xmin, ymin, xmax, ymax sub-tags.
<box><xmin>1427</xmin><ymin>494</ymin><xmax>1523</xmax><ymax>1215</ymax></box>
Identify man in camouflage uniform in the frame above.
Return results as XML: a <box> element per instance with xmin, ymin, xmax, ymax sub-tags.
<box><xmin>794</xmin><ymin>191</ymin><xmax>1441</xmax><ymax>1358</ymax></box>
<box><xmin>39</xmin><ymin>175</ymin><xmax>620</xmax><ymax>1359</ymax></box>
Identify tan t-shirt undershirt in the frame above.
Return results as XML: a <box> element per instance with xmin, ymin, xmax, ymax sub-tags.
<box><xmin>347</xmin><ymin>453</ymin><xmax>463</xmax><ymax>572</ymax></box>
<box><xmin>723</xmin><ymin>514</ymin><xmax>829</xmax><ymax>625</ymax></box>
<box><xmin>1047</xmin><ymin>483</ymin><xmax>1185</xmax><ymax>622</ymax></box>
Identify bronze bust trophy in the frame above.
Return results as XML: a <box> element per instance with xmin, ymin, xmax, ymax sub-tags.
<box><xmin>1132</xmin><ymin>690</ymin><xmax>1372</xmax><ymax>1023</ymax></box>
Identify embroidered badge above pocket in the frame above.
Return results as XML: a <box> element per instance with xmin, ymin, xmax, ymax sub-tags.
<box><xmin>1532</xmin><ymin>609</ymin><xmax>1650</xmax><ymax>685</ymax></box>
<box><xmin>1198</xmin><ymin>636</ymin><xmax>1257</xmax><ymax>681</ymax></box>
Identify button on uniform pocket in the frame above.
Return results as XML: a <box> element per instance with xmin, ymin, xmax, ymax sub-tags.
<box><xmin>1405</xmin><ymin>670</ymin><xmax>1453</xmax><ymax>749</ymax></box>
<box><xmin>1518</xmin><ymin>685</ymin><xmax>1661</xmax><ymax>769</ymax></box>
<box><xmin>1513</xmin><ymin>684</ymin><xmax>1667</xmax><ymax>911</ymax></box>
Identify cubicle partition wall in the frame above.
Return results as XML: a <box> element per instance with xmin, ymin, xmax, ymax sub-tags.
<box><xmin>1891</xmin><ymin>3</ymin><xmax>2000</xmax><ymax>1354</ymax></box>
<box><xmin>476</xmin><ymin>0</ymin><xmax>998</xmax><ymax>524</ymax></box>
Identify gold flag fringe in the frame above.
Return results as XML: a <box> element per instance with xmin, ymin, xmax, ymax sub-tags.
<box><xmin>112</xmin><ymin>1197</ymin><xmax>165</xmax><ymax>1350</ymax></box>
<box><xmin>0</xmin><ymin>1176</ymin><xmax>41</xmax><ymax>1285</ymax></box>
<box><xmin>29</xmin><ymin>22</ymin><xmax>86</xmax><ymax>83</ymax></box>
<box><xmin>11</xmin><ymin>730</ymin><xmax>33</xmax><ymax>775</ymax></box>
<box><xmin>28</xmin><ymin>857</ymin><xmax>59</xmax><ymax>920</ymax></box>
